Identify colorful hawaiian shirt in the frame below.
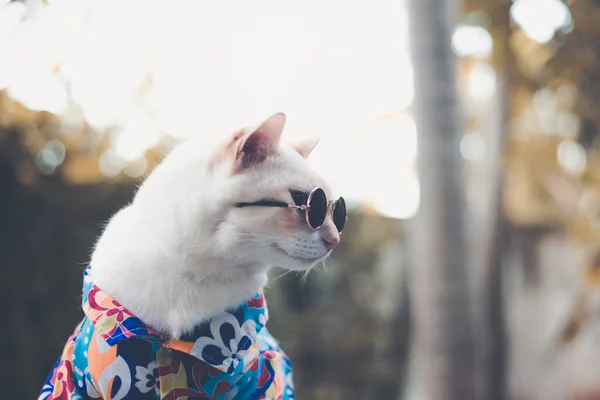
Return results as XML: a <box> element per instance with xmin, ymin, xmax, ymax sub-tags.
<box><xmin>39</xmin><ymin>267</ymin><xmax>294</xmax><ymax>400</ymax></box>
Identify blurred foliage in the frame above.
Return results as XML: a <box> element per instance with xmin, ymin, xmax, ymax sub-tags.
<box><xmin>453</xmin><ymin>3</ymin><xmax>600</xmax><ymax>397</ymax></box>
<box><xmin>456</xmin><ymin>0</ymin><xmax>600</xmax><ymax>284</ymax></box>
<box><xmin>0</xmin><ymin>91</ymin><xmax>169</xmax><ymax>184</ymax></box>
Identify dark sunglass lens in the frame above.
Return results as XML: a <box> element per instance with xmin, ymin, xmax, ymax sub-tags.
<box><xmin>333</xmin><ymin>197</ymin><xmax>346</xmax><ymax>233</ymax></box>
<box><xmin>307</xmin><ymin>188</ymin><xmax>327</xmax><ymax>229</ymax></box>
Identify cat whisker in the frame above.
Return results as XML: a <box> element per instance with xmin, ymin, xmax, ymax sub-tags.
<box><xmin>298</xmin><ymin>264</ymin><xmax>318</xmax><ymax>288</ymax></box>
<box><xmin>315</xmin><ymin>259</ymin><xmax>327</xmax><ymax>272</ymax></box>
<box><xmin>298</xmin><ymin>270</ymin><xmax>311</xmax><ymax>289</ymax></box>
<box><xmin>271</xmin><ymin>268</ymin><xmax>297</xmax><ymax>282</ymax></box>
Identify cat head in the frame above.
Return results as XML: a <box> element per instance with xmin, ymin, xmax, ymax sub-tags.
<box><xmin>207</xmin><ymin>112</ymin><xmax>343</xmax><ymax>270</ymax></box>
<box><xmin>91</xmin><ymin>113</ymin><xmax>344</xmax><ymax>337</ymax></box>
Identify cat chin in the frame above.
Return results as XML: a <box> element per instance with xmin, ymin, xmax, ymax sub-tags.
<box><xmin>268</xmin><ymin>243</ymin><xmax>330</xmax><ymax>270</ymax></box>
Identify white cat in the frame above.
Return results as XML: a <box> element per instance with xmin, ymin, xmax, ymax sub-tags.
<box><xmin>90</xmin><ymin>112</ymin><xmax>344</xmax><ymax>339</ymax></box>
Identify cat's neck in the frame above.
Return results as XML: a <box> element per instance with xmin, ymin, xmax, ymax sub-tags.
<box><xmin>89</xmin><ymin>205</ymin><xmax>271</xmax><ymax>339</ymax></box>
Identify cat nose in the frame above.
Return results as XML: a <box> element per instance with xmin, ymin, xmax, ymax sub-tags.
<box><xmin>321</xmin><ymin>228</ymin><xmax>340</xmax><ymax>250</ymax></box>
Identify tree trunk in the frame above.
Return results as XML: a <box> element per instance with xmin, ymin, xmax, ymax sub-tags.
<box><xmin>478</xmin><ymin>6</ymin><xmax>513</xmax><ymax>398</ymax></box>
<box><xmin>478</xmin><ymin>79</ymin><xmax>509</xmax><ymax>400</ymax></box>
<box><xmin>404</xmin><ymin>0</ymin><xmax>479</xmax><ymax>398</ymax></box>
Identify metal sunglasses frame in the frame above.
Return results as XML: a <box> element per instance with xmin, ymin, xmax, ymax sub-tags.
<box><xmin>235</xmin><ymin>187</ymin><xmax>346</xmax><ymax>232</ymax></box>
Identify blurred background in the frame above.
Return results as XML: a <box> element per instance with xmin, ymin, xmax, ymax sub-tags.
<box><xmin>1</xmin><ymin>0</ymin><xmax>599</xmax><ymax>399</ymax></box>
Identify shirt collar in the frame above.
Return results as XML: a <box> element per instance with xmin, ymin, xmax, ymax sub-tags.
<box><xmin>81</xmin><ymin>266</ymin><xmax>268</xmax><ymax>374</ymax></box>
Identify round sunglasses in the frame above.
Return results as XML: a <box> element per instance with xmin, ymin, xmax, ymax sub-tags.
<box><xmin>235</xmin><ymin>187</ymin><xmax>347</xmax><ymax>233</ymax></box>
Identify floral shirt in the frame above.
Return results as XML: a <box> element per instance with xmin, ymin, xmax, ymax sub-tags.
<box><xmin>39</xmin><ymin>267</ymin><xmax>294</xmax><ymax>400</ymax></box>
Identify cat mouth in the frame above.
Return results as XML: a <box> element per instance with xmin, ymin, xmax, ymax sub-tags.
<box><xmin>271</xmin><ymin>243</ymin><xmax>327</xmax><ymax>263</ymax></box>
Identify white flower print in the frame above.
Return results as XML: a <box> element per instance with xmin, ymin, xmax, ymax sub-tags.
<box><xmin>134</xmin><ymin>360</ymin><xmax>159</xmax><ymax>395</ymax></box>
<box><xmin>98</xmin><ymin>356</ymin><xmax>131</xmax><ymax>400</ymax></box>
<box><xmin>190</xmin><ymin>313</ymin><xmax>258</xmax><ymax>372</ymax></box>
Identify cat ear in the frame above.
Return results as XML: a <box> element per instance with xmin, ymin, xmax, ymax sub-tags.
<box><xmin>292</xmin><ymin>137</ymin><xmax>320</xmax><ymax>158</ymax></box>
<box><xmin>236</xmin><ymin>112</ymin><xmax>286</xmax><ymax>170</ymax></box>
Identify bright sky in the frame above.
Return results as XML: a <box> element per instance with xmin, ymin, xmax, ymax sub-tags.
<box><xmin>0</xmin><ymin>0</ymin><xmax>572</xmax><ymax>219</ymax></box>
<box><xmin>0</xmin><ymin>0</ymin><xmax>419</xmax><ymax>219</ymax></box>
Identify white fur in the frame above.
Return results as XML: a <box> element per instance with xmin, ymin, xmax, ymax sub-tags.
<box><xmin>90</xmin><ymin>114</ymin><xmax>340</xmax><ymax>338</ymax></box>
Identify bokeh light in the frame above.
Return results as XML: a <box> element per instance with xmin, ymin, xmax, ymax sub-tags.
<box><xmin>510</xmin><ymin>0</ymin><xmax>571</xmax><ymax>43</ymax></box>
<box><xmin>468</xmin><ymin>62</ymin><xmax>497</xmax><ymax>101</ymax></box>
<box><xmin>557</xmin><ymin>140</ymin><xmax>587</xmax><ymax>174</ymax></box>
<box><xmin>452</xmin><ymin>24</ymin><xmax>493</xmax><ymax>59</ymax></box>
